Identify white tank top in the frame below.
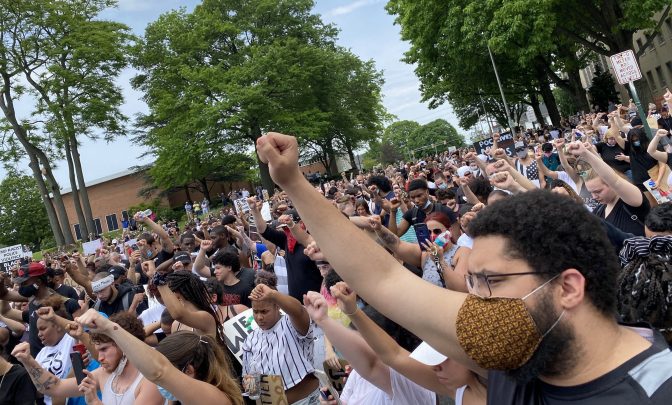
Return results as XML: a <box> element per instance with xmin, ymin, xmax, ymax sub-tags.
<box><xmin>101</xmin><ymin>370</ymin><xmax>144</xmax><ymax>405</ymax></box>
<box><xmin>455</xmin><ymin>385</ymin><xmax>467</xmax><ymax>405</ymax></box>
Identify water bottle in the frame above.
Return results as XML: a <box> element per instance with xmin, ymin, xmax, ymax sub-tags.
<box><xmin>434</xmin><ymin>231</ymin><xmax>451</xmax><ymax>248</ymax></box>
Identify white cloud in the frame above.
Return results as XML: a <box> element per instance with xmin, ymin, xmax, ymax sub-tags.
<box><xmin>328</xmin><ymin>0</ymin><xmax>384</xmax><ymax>17</ymax></box>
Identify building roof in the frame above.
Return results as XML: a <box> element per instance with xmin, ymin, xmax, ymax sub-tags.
<box><xmin>58</xmin><ymin>168</ymin><xmax>139</xmax><ymax>195</ymax></box>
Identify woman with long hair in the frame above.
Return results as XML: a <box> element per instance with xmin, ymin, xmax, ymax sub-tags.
<box><xmin>74</xmin><ymin>309</ymin><xmax>243</xmax><ymax>405</ymax></box>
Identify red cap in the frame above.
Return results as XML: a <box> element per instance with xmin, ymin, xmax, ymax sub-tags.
<box><xmin>12</xmin><ymin>262</ymin><xmax>47</xmax><ymax>284</ymax></box>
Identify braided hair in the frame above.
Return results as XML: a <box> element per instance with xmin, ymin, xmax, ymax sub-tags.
<box><xmin>617</xmin><ymin>254</ymin><xmax>672</xmax><ymax>343</ymax></box>
<box><xmin>166</xmin><ymin>271</ymin><xmax>226</xmax><ymax>347</ymax></box>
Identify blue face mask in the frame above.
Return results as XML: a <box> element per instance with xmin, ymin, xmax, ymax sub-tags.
<box><xmin>157</xmin><ymin>386</ymin><xmax>177</xmax><ymax>401</ymax></box>
<box><xmin>438</xmin><ymin>183</ymin><xmax>448</xmax><ymax>190</ymax></box>
<box><xmin>633</xmin><ymin>141</ymin><xmax>641</xmax><ymax>147</ymax></box>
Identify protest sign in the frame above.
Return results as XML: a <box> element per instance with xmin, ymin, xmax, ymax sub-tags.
<box><xmin>609</xmin><ymin>50</ymin><xmax>642</xmax><ymax>85</ymax></box>
<box><xmin>82</xmin><ymin>239</ymin><xmax>103</xmax><ymax>256</ymax></box>
<box><xmin>322</xmin><ymin>359</ymin><xmax>349</xmax><ymax>392</ymax></box>
<box><xmin>472</xmin><ymin>131</ymin><xmax>515</xmax><ymax>157</ymax></box>
<box><xmin>235</xmin><ymin>198</ymin><xmax>250</xmax><ymax>214</ymax></box>
<box><xmin>256</xmin><ymin>374</ymin><xmax>288</xmax><ymax>405</ymax></box>
<box><xmin>224</xmin><ymin>308</ymin><xmax>258</xmax><ymax>364</ymax></box>
<box><xmin>0</xmin><ymin>245</ymin><xmax>32</xmax><ymax>273</ymax></box>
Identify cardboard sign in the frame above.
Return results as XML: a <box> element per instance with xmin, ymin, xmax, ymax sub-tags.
<box><xmin>82</xmin><ymin>239</ymin><xmax>103</xmax><ymax>256</ymax></box>
<box><xmin>235</xmin><ymin>198</ymin><xmax>250</xmax><ymax>214</ymax></box>
<box><xmin>609</xmin><ymin>50</ymin><xmax>642</xmax><ymax>85</ymax></box>
<box><xmin>323</xmin><ymin>359</ymin><xmax>349</xmax><ymax>392</ymax></box>
<box><xmin>256</xmin><ymin>374</ymin><xmax>288</xmax><ymax>405</ymax></box>
<box><xmin>0</xmin><ymin>245</ymin><xmax>32</xmax><ymax>273</ymax></box>
<box><xmin>472</xmin><ymin>131</ymin><xmax>515</xmax><ymax>157</ymax></box>
<box><xmin>262</xmin><ymin>189</ymin><xmax>270</xmax><ymax>201</ymax></box>
<box><xmin>223</xmin><ymin>308</ymin><xmax>259</xmax><ymax>364</ymax></box>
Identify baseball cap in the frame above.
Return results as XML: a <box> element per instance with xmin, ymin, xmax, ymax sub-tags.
<box><xmin>456</xmin><ymin>166</ymin><xmax>472</xmax><ymax>178</ymax></box>
<box><xmin>630</xmin><ymin>117</ymin><xmax>643</xmax><ymax>127</ymax></box>
<box><xmin>173</xmin><ymin>251</ymin><xmax>192</xmax><ymax>265</ymax></box>
<box><xmin>409</xmin><ymin>342</ymin><xmax>447</xmax><ymax>366</ymax></box>
<box><xmin>108</xmin><ymin>266</ymin><xmax>127</xmax><ymax>280</ymax></box>
<box><xmin>514</xmin><ymin>141</ymin><xmax>527</xmax><ymax>150</ymax></box>
<box><xmin>112</xmin><ymin>239</ymin><xmax>118</xmax><ymax>245</ymax></box>
<box><xmin>12</xmin><ymin>262</ymin><xmax>47</xmax><ymax>284</ymax></box>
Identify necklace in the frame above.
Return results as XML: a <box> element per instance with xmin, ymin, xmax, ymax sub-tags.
<box><xmin>0</xmin><ymin>364</ymin><xmax>13</xmax><ymax>392</ymax></box>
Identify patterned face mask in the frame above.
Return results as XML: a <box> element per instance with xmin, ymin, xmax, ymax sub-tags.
<box><xmin>456</xmin><ymin>275</ymin><xmax>564</xmax><ymax>370</ymax></box>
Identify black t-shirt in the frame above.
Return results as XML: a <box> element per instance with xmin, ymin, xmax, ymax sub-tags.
<box><xmin>0</xmin><ymin>364</ymin><xmax>38</xmax><ymax>405</ymax></box>
<box><xmin>595</xmin><ymin>142</ymin><xmax>630</xmax><ymax>173</ymax></box>
<box><xmin>221</xmin><ymin>267</ymin><xmax>255</xmax><ymax>308</ymax></box>
<box><xmin>261</xmin><ymin>227</ymin><xmax>321</xmax><ymax>301</ymax></box>
<box><xmin>22</xmin><ymin>295</ymin><xmax>80</xmax><ymax>357</ymax></box>
<box><xmin>658</xmin><ymin>116</ymin><xmax>672</xmax><ymax>131</ymax></box>
<box><xmin>624</xmin><ymin>141</ymin><xmax>661</xmax><ymax>184</ymax></box>
<box><xmin>54</xmin><ymin>284</ymin><xmax>79</xmax><ymax>301</ymax></box>
<box><xmin>594</xmin><ymin>193</ymin><xmax>650</xmax><ymax>237</ymax></box>
<box><xmin>402</xmin><ymin>202</ymin><xmax>458</xmax><ymax>226</ymax></box>
<box><xmin>94</xmin><ymin>284</ymin><xmax>134</xmax><ymax>318</ymax></box>
<box><xmin>486</xmin><ymin>330</ymin><xmax>672</xmax><ymax>404</ymax></box>
<box><xmin>134</xmin><ymin>249</ymin><xmax>174</xmax><ymax>284</ymax></box>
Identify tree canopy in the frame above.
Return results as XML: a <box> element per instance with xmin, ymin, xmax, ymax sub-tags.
<box><xmin>0</xmin><ymin>173</ymin><xmax>52</xmax><ymax>250</ymax></box>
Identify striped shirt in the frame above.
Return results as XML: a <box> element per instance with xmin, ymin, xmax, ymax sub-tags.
<box><xmin>242</xmin><ymin>314</ymin><xmax>315</xmax><ymax>390</ymax></box>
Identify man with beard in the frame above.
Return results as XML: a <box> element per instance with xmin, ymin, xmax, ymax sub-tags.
<box><xmin>12</xmin><ymin>312</ymin><xmax>163</xmax><ymax>405</ymax></box>
<box><xmin>255</xmin><ymin>132</ymin><xmax>672</xmax><ymax>404</ymax></box>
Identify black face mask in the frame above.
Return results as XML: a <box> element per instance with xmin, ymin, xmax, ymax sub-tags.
<box><xmin>18</xmin><ymin>284</ymin><xmax>39</xmax><ymax>297</ymax></box>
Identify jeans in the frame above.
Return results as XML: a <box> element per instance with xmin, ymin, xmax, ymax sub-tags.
<box><xmin>291</xmin><ymin>389</ymin><xmax>321</xmax><ymax>405</ymax></box>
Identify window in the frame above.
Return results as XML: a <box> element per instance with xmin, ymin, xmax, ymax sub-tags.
<box><xmin>646</xmin><ymin>34</ymin><xmax>655</xmax><ymax>49</ymax></box>
<box><xmin>667</xmin><ymin>62</ymin><xmax>672</xmax><ymax>79</ymax></box>
<box><xmin>637</xmin><ymin>38</ymin><xmax>645</xmax><ymax>55</ymax></box>
<box><xmin>93</xmin><ymin>218</ymin><xmax>103</xmax><ymax>236</ymax></box>
<box><xmin>666</xmin><ymin>17</ymin><xmax>672</xmax><ymax>38</ymax></box>
<box><xmin>73</xmin><ymin>224</ymin><xmax>82</xmax><ymax>241</ymax></box>
<box><xmin>656</xmin><ymin>66</ymin><xmax>667</xmax><ymax>87</ymax></box>
<box><xmin>105</xmin><ymin>214</ymin><xmax>119</xmax><ymax>232</ymax></box>
<box><xmin>647</xmin><ymin>71</ymin><xmax>657</xmax><ymax>90</ymax></box>
<box><xmin>658</xmin><ymin>32</ymin><xmax>665</xmax><ymax>45</ymax></box>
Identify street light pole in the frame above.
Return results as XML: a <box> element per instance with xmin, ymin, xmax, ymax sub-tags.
<box><xmin>478</xmin><ymin>90</ymin><xmax>494</xmax><ymax>135</ymax></box>
<box><xmin>487</xmin><ymin>43</ymin><xmax>516</xmax><ymax>133</ymax></box>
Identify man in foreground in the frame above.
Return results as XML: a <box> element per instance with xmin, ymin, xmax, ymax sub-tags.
<box><xmin>256</xmin><ymin>132</ymin><xmax>672</xmax><ymax>404</ymax></box>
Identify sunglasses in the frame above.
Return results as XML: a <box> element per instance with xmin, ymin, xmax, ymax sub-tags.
<box><xmin>429</xmin><ymin>228</ymin><xmax>444</xmax><ymax>235</ymax></box>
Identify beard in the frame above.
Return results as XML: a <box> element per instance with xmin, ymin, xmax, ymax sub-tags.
<box><xmin>506</xmin><ymin>289</ymin><xmax>578</xmax><ymax>384</ymax></box>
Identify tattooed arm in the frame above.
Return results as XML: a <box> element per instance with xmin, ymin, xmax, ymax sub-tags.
<box><xmin>11</xmin><ymin>342</ymin><xmax>82</xmax><ymax>398</ymax></box>
<box><xmin>369</xmin><ymin>215</ymin><xmax>423</xmax><ymax>268</ymax></box>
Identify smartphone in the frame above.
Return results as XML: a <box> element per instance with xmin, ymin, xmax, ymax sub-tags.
<box><xmin>413</xmin><ymin>223</ymin><xmax>431</xmax><ymax>250</ymax></box>
<box><xmin>314</xmin><ymin>370</ymin><xmax>341</xmax><ymax>403</ymax></box>
<box><xmin>130</xmin><ymin>243</ymin><xmax>139</xmax><ymax>251</ymax></box>
<box><xmin>70</xmin><ymin>352</ymin><xmax>86</xmax><ymax>385</ymax></box>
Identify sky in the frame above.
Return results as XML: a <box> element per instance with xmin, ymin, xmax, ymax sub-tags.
<box><xmin>0</xmin><ymin>0</ymin><xmax>459</xmax><ymax>186</ymax></box>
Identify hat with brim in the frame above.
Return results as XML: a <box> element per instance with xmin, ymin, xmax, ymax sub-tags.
<box><xmin>12</xmin><ymin>262</ymin><xmax>46</xmax><ymax>284</ymax></box>
<box><xmin>409</xmin><ymin>342</ymin><xmax>448</xmax><ymax>366</ymax></box>
<box><xmin>173</xmin><ymin>251</ymin><xmax>191</xmax><ymax>265</ymax></box>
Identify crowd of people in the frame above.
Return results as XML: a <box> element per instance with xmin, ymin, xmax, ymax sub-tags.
<box><xmin>0</xmin><ymin>95</ymin><xmax>671</xmax><ymax>405</ymax></box>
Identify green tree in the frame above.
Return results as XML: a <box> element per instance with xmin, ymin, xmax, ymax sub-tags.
<box><xmin>382</xmin><ymin>120</ymin><xmax>421</xmax><ymax>154</ymax></box>
<box><xmin>0</xmin><ymin>173</ymin><xmax>52</xmax><ymax>250</ymax></box>
<box><xmin>410</xmin><ymin>119</ymin><xmax>466</xmax><ymax>153</ymax></box>
<box><xmin>0</xmin><ymin>0</ymin><xmax>133</xmax><ymax>244</ymax></box>
<box><xmin>132</xmin><ymin>0</ymin><xmax>364</xmax><ymax>191</ymax></box>
<box><xmin>588</xmin><ymin>67</ymin><xmax>621</xmax><ymax>111</ymax></box>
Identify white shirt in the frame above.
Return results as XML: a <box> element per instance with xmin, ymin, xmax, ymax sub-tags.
<box><xmin>242</xmin><ymin>314</ymin><xmax>315</xmax><ymax>391</ymax></box>
<box><xmin>340</xmin><ymin>368</ymin><xmax>435</xmax><ymax>404</ymax></box>
<box><xmin>139</xmin><ymin>303</ymin><xmax>166</xmax><ymax>333</ymax></box>
<box><xmin>457</xmin><ymin>234</ymin><xmax>474</xmax><ymax>249</ymax></box>
<box><xmin>273</xmin><ymin>254</ymin><xmax>289</xmax><ymax>296</ymax></box>
<box><xmin>36</xmin><ymin>334</ymin><xmax>75</xmax><ymax>405</ymax></box>
<box><xmin>556</xmin><ymin>171</ymin><xmax>579</xmax><ymax>194</ymax></box>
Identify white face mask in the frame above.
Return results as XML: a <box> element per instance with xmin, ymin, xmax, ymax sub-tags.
<box><xmin>516</xmin><ymin>150</ymin><xmax>528</xmax><ymax>159</ymax></box>
<box><xmin>470</xmin><ymin>165</ymin><xmax>478</xmax><ymax>171</ymax></box>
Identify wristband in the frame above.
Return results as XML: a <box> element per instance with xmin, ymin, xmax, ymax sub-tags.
<box><xmin>343</xmin><ymin>307</ymin><xmax>360</xmax><ymax>317</ymax></box>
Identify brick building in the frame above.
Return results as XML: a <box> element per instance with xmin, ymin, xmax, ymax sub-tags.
<box><xmin>57</xmin><ymin>169</ymin><xmax>251</xmax><ymax>240</ymax></box>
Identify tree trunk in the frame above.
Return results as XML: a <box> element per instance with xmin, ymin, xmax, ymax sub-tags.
<box><xmin>69</xmin><ymin>136</ymin><xmax>96</xmax><ymax>238</ymax></box>
<box><xmin>199</xmin><ymin>178</ymin><xmax>211</xmax><ymax>202</ymax></box>
<box><xmin>345</xmin><ymin>142</ymin><xmax>359</xmax><ymax>173</ymax></box>
<box><xmin>566</xmin><ymin>67</ymin><xmax>591</xmax><ymax>113</ymax></box>
<box><xmin>183</xmin><ymin>185</ymin><xmax>192</xmax><ymax>202</ymax></box>
<box><xmin>250</xmin><ymin>122</ymin><xmax>275</xmax><ymax>192</ymax></box>
<box><xmin>27</xmin><ymin>153</ymin><xmax>65</xmax><ymax>247</ymax></box>
<box><xmin>535</xmin><ymin>65</ymin><xmax>562</xmax><ymax>127</ymax></box>
<box><xmin>64</xmin><ymin>138</ymin><xmax>90</xmax><ymax>241</ymax></box>
<box><xmin>0</xmin><ymin>73</ymin><xmax>73</xmax><ymax>244</ymax></box>
<box><xmin>529</xmin><ymin>92</ymin><xmax>545</xmax><ymax>126</ymax></box>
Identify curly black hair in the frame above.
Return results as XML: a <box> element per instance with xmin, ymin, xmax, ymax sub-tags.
<box><xmin>468</xmin><ymin>177</ymin><xmax>494</xmax><ymax>204</ymax></box>
<box><xmin>366</xmin><ymin>175</ymin><xmax>392</xmax><ymax>193</ymax></box>
<box><xmin>645</xmin><ymin>202</ymin><xmax>672</xmax><ymax>234</ymax></box>
<box><xmin>618</xmin><ymin>254</ymin><xmax>672</xmax><ymax>343</ymax></box>
<box><xmin>468</xmin><ymin>189</ymin><xmax>618</xmax><ymax>316</ymax></box>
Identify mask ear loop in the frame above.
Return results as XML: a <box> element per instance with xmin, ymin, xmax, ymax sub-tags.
<box><xmin>522</xmin><ymin>273</ymin><xmax>561</xmax><ymax>301</ymax></box>
<box><xmin>541</xmin><ymin>310</ymin><xmax>566</xmax><ymax>339</ymax></box>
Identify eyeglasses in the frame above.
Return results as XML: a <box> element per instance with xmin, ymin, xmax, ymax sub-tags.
<box><xmin>429</xmin><ymin>228</ymin><xmax>444</xmax><ymax>235</ymax></box>
<box><xmin>465</xmin><ymin>271</ymin><xmax>552</xmax><ymax>298</ymax></box>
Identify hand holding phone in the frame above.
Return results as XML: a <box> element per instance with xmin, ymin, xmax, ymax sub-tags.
<box><xmin>70</xmin><ymin>351</ymin><xmax>86</xmax><ymax>385</ymax></box>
